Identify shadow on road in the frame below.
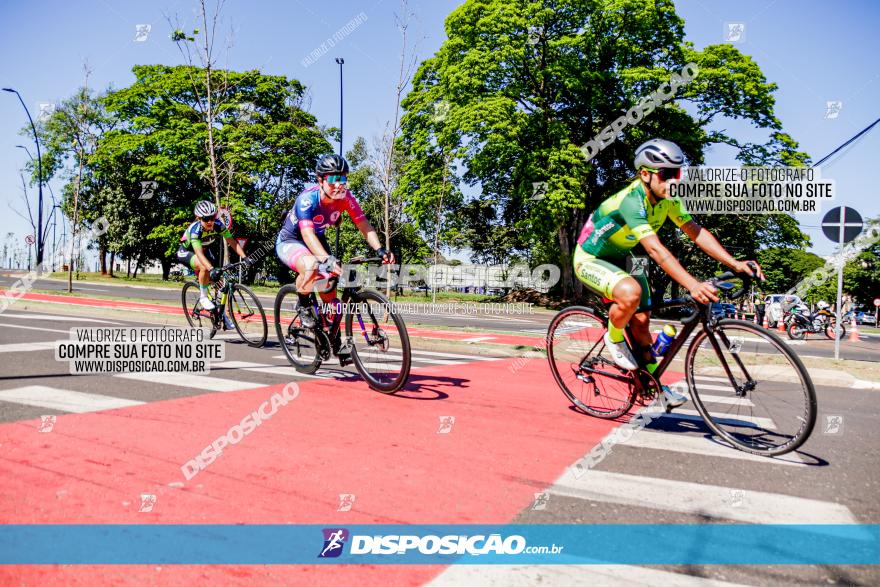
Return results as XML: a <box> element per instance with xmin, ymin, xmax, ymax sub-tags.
<box><xmin>386</xmin><ymin>373</ymin><xmax>471</xmax><ymax>401</ymax></box>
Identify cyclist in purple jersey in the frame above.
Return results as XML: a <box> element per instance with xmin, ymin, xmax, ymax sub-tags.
<box><xmin>276</xmin><ymin>154</ymin><xmax>395</xmax><ymax>330</ymax></box>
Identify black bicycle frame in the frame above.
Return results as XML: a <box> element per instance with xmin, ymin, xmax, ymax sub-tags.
<box><xmin>578</xmin><ymin>297</ymin><xmax>755</xmax><ymax>395</ymax></box>
<box><xmin>308</xmin><ymin>263</ymin><xmax>383</xmax><ymax>348</ymax></box>
<box><xmin>637</xmin><ymin>298</ymin><xmax>756</xmax><ymax>395</ymax></box>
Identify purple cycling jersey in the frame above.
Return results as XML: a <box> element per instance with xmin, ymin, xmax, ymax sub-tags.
<box><xmin>277</xmin><ymin>185</ymin><xmax>366</xmax><ymax>242</ymax></box>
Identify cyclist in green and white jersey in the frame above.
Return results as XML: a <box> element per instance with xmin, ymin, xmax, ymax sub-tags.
<box><xmin>177</xmin><ymin>200</ymin><xmax>250</xmax><ymax>312</ymax></box>
<box><xmin>574</xmin><ymin>139</ymin><xmax>764</xmax><ymax>407</ymax></box>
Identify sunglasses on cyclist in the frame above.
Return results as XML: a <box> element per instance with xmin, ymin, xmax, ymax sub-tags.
<box><xmin>200</xmin><ymin>216</ymin><xmax>216</xmax><ymax>222</ymax></box>
<box><xmin>654</xmin><ymin>168</ymin><xmax>681</xmax><ymax>182</ymax></box>
<box><xmin>324</xmin><ymin>174</ymin><xmax>348</xmax><ymax>184</ymax></box>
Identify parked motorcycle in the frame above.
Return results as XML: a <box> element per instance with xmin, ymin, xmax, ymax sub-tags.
<box><xmin>787</xmin><ymin>307</ymin><xmax>844</xmax><ymax>340</ymax></box>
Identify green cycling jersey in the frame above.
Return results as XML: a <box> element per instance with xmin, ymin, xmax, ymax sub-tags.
<box><xmin>576</xmin><ymin>179</ymin><xmax>692</xmax><ymax>260</ymax></box>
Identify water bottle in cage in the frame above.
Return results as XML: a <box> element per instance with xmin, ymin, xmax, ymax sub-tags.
<box><xmin>651</xmin><ymin>324</ymin><xmax>677</xmax><ymax>358</ymax></box>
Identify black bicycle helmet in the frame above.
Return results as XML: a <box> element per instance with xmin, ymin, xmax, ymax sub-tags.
<box><xmin>315</xmin><ymin>154</ymin><xmax>350</xmax><ymax>176</ymax></box>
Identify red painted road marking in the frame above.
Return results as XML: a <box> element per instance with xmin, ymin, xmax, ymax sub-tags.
<box><xmin>0</xmin><ymin>357</ymin><xmax>667</xmax><ymax>584</ymax></box>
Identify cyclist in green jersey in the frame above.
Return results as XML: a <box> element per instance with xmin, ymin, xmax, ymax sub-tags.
<box><xmin>177</xmin><ymin>200</ymin><xmax>250</xmax><ymax>313</ymax></box>
<box><xmin>574</xmin><ymin>139</ymin><xmax>764</xmax><ymax>407</ymax></box>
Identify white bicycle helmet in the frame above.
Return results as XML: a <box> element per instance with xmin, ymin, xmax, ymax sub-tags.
<box><xmin>816</xmin><ymin>300</ymin><xmax>830</xmax><ymax>310</ymax></box>
<box><xmin>194</xmin><ymin>200</ymin><xmax>217</xmax><ymax>218</ymax></box>
<box><xmin>634</xmin><ymin>139</ymin><xmax>686</xmax><ymax>170</ymax></box>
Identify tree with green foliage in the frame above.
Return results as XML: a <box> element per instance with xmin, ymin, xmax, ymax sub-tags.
<box><xmin>97</xmin><ymin>64</ymin><xmax>330</xmax><ymax>280</ymax></box>
<box><xmin>34</xmin><ymin>81</ymin><xmax>117</xmax><ymax>282</ymax></box>
<box><xmin>399</xmin><ymin>0</ymin><xmax>810</xmax><ymax>298</ymax></box>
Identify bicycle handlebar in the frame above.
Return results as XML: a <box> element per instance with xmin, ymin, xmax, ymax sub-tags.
<box><xmin>678</xmin><ymin>262</ymin><xmax>759</xmax><ymax>324</ymax></box>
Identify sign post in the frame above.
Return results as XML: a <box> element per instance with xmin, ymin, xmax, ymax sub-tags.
<box><xmin>24</xmin><ymin>234</ymin><xmax>35</xmax><ymax>271</ymax></box>
<box><xmin>235</xmin><ymin>237</ymin><xmax>248</xmax><ymax>282</ymax></box>
<box><xmin>822</xmin><ymin>206</ymin><xmax>864</xmax><ymax>359</ymax></box>
<box><xmin>874</xmin><ymin>298</ymin><xmax>879</xmax><ymax>328</ymax></box>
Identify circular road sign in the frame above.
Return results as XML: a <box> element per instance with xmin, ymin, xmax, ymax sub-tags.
<box><xmin>822</xmin><ymin>206</ymin><xmax>863</xmax><ymax>244</ymax></box>
<box><xmin>24</xmin><ymin>234</ymin><xmax>35</xmax><ymax>245</ymax></box>
<box><xmin>217</xmin><ymin>207</ymin><xmax>233</xmax><ymax>230</ymax></box>
<box><xmin>874</xmin><ymin>298</ymin><xmax>880</xmax><ymax>308</ymax></box>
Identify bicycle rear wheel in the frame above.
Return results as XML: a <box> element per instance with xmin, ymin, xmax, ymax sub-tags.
<box><xmin>345</xmin><ymin>289</ymin><xmax>411</xmax><ymax>393</ymax></box>
<box><xmin>229</xmin><ymin>283</ymin><xmax>267</xmax><ymax>347</ymax></box>
<box><xmin>182</xmin><ymin>281</ymin><xmax>212</xmax><ymax>329</ymax></box>
<box><xmin>685</xmin><ymin>319</ymin><xmax>817</xmax><ymax>456</ymax></box>
<box><xmin>546</xmin><ymin>306</ymin><xmax>635</xmax><ymax>419</ymax></box>
<box><xmin>274</xmin><ymin>284</ymin><xmax>322</xmax><ymax>373</ymax></box>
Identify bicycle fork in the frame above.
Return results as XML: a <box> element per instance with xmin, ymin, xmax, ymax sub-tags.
<box><xmin>703</xmin><ymin>327</ymin><xmax>756</xmax><ymax>397</ymax></box>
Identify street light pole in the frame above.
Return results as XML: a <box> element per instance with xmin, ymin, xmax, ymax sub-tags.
<box><xmin>4</xmin><ymin>88</ymin><xmax>45</xmax><ymax>272</ymax></box>
<box><xmin>335</xmin><ymin>58</ymin><xmax>344</xmax><ymax>156</ymax></box>
<box><xmin>334</xmin><ymin>57</ymin><xmax>345</xmax><ymax>257</ymax></box>
<box><xmin>16</xmin><ymin>144</ymin><xmax>60</xmax><ymax>272</ymax></box>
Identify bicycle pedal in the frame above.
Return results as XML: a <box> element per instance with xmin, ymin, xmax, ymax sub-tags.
<box><xmin>338</xmin><ymin>355</ymin><xmax>353</xmax><ymax>367</ymax></box>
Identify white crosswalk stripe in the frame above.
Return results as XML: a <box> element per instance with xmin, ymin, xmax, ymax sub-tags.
<box><xmin>0</xmin><ymin>323</ymin><xmax>70</xmax><ymax>334</ymax></box>
<box><xmin>430</xmin><ymin>564</ymin><xmax>753</xmax><ymax>586</ymax></box>
<box><xmin>383</xmin><ymin>348</ymin><xmax>502</xmax><ymax>361</ymax></box>
<box><xmin>0</xmin><ymin>341</ymin><xmax>58</xmax><ymax>353</ymax></box>
<box><xmin>658</xmin><ymin>409</ymin><xmax>776</xmax><ymax>430</ymax></box>
<box><xmin>212</xmin><ymin>360</ymin><xmax>348</xmax><ymax>379</ymax></box>
<box><xmin>0</xmin><ymin>312</ymin><xmax>119</xmax><ymax>324</ymax></box>
<box><xmin>114</xmin><ymin>372</ymin><xmax>265</xmax><ymax>392</ymax></box>
<box><xmin>551</xmin><ymin>470</ymin><xmax>857</xmax><ymax>524</ymax></box>
<box><xmin>0</xmin><ymin>385</ymin><xmax>143</xmax><ymax>413</ymax></box>
<box><xmin>618</xmin><ymin>430</ymin><xmax>805</xmax><ymax>465</ymax></box>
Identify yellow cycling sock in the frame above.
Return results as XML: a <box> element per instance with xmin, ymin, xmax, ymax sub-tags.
<box><xmin>607</xmin><ymin>322</ymin><xmax>625</xmax><ymax>343</ymax></box>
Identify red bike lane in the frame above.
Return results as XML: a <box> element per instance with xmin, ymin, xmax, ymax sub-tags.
<box><xmin>0</xmin><ymin>356</ymin><xmax>641</xmax><ymax>584</ymax></box>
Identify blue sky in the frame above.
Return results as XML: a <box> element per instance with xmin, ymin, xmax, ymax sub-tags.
<box><xmin>1</xmin><ymin>0</ymin><xmax>878</xmax><ymax>265</ymax></box>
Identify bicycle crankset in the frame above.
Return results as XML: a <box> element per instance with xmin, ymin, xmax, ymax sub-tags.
<box><xmin>633</xmin><ymin>368</ymin><xmax>663</xmax><ymax>404</ymax></box>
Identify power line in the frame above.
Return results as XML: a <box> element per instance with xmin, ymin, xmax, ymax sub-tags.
<box><xmin>812</xmin><ymin>116</ymin><xmax>880</xmax><ymax>168</ymax></box>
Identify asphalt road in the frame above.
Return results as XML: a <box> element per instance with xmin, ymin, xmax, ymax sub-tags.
<box><xmin>0</xmin><ymin>304</ymin><xmax>877</xmax><ymax>585</ymax></box>
<box><xmin>0</xmin><ymin>273</ymin><xmax>552</xmax><ymax>332</ymax></box>
<box><xmin>3</xmin><ymin>272</ymin><xmax>878</xmax><ymax>362</ymax></box>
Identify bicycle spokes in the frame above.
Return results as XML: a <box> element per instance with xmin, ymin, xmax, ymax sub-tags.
<box><xmin>548</xmin><ymin>308</ymin><xmax>635</xmax><ymax>419</ymax></box>
<box><xmin>688</xmin><ymin>321</ymin><xmax>816</xmax><ymax>455</ymax></box>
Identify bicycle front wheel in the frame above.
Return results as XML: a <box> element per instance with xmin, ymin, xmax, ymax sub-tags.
<box><xmin>182</xmin><ymin>281</ymin><xmax>212</xmax><ymax>329</ymax></box>
<box><xmin>274</xmin><ymin>284</ymin><xmax>322</xmax><ymax>373</ymax></box>
<box><xmin>685</xmin><ymin>319</ymin><xmax>817</xmax><ymax>456</ymax></box>
<box><xmin>345</xmin><ymin>289</ymin><xmax>411</xmax><ymax>393</ymax></box>
<box><xmin>229</xmin><ymin>283</ymin><xmax>267</xmax><ymax>347</ymax></box>
<box><xmin>547</xmin><ymin>306</ymin><xmax>635</xmax><ymax>419</ymax></box>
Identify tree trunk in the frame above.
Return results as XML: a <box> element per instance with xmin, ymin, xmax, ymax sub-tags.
<box><xmin>133</xmin><ymin>254</ymin><xmax>141</xmax><ymax>278</ymax></box>
<box><xmin>161</xmin><ymin>257</ymin><xmax>172</xmax><ymax>280</ymax></box>
<box><xmin>109</xmin><ymin>251</ymin><xmax>116</xmax><ymax>277</ymax></box>
<box><xmin>558</xmin><ymin>225</ymin><xmax>573</xmax><ymax>299</ymax></box>
<box><xmin>67</xmin><ymin>145</ymin><xmax>84</xmax><ymax>292</ymax></box>
<box><xmin>126</xmin><ymin>257</ymin><xmax>131</xmax><ymax>278</ymax></box>
<box><xmin>99</xmin><ymin>243</ymin><xmax>107</xmax><ymax>275</ymax></box>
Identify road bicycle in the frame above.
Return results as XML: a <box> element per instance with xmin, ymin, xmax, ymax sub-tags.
<box><xmin>547</xmin><ymin>267</ymin><xmax>817</xmax><ymax>456</ymax></box>
<box><xmin>273</xmin><ymin>256</ymin><xmax>411</xmax><ymax>393</ymax></box>
<box><xmin>181</xmin><ymin>261</ymin><xmax>268</xmax><ymax>347</ymax></box>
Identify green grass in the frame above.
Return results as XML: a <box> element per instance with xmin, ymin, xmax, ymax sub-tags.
<box><xmin>47</xmin><ymin>271</ymin><xmax>183</xmax><ymax>287</ymax></box>
<box><xmin>42</xmin><ymin>272</ymin><xmax>512</xmax><ymax>303</ymax></box>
